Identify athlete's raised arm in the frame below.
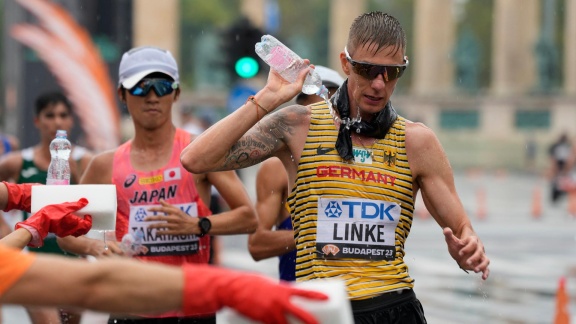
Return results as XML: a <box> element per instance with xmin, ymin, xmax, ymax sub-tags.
<box><xmin>180</xmin><ymin>65</ymin><xmax>312</xmax><ymax>173</ymax></box>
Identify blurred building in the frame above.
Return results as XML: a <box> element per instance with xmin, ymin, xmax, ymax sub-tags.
<box><xmin>396</xmin><ymin>0</ymin><xmax>576</xmax><ymax>170</ymax></box>
<box><xmin>230</xmin><ymin>0</ymin><xmax>576</xmax><ymax>170</ymax></box>
<box><xmin>181</xmin><ymin>0</ymin><xmax>576</xmax><ymax>170</ymax></box>
<box><xmin>3</xmin><ymin>0</ymin><xmax>576</xmax><ymax>170</ymax></box>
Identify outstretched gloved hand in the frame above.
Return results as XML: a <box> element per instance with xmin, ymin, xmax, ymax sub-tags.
<box><xmin>181</xmin><ymin>264</ymin><xmax>328</xmax><ymax>324</ymax></box>
<box><xmin>2</xmin><ymin>181</ymin><xmax>36</xmax><ymax>213</ymax></box>
<box><xmin>15</xmin><ymin>198</ymin><xmax>93</xmax><ymax>248</ymax></box>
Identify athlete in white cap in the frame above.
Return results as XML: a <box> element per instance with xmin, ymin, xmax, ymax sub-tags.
<box><xmin>58</xmin><ymin>46</ymin><xmax>259</xmax><ymax>323</ymax></box>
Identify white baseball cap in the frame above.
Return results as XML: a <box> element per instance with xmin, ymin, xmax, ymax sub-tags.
<box><xmin>296</xmin><ymin>65</ymin><xmax>345</xmax><ymax>101</ymax></box>
<box><xmin>118</xmin><ymin>46</ymin><xmax>180</xmax><ymax>89</ymax></box>
<box><xmin>314</xmin><ymin>65</ymin><xmax>345</xmax><ymax>88</ymax></box>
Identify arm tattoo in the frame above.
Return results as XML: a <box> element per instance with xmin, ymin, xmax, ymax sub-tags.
<box><xmin>224</xmin><ymin>106</ymin><xmax>306</xmax><ymax>169</ymax></box>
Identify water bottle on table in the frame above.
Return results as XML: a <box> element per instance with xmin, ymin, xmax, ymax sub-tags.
<box><xmin>46</xmin><ymin>129</ymin><xmax>71</xmax><ymax>185</ymax></box>
<box><xmin>255</xmin><ymin>34</ymin><xmax>326</xmax><ymax>96</ymax></box>
<box><xmin>32</xmin><ymin>129</ymin><xmax>117</xmax><ymax>234</ymax></box>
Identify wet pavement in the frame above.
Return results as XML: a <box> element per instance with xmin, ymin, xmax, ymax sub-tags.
<box><xmin>404</xmin><ymin>169</ymin><xmax>576</xmax><ymax>324</ymax></box>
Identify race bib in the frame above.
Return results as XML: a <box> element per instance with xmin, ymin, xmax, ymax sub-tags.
<box><xmin>316</xmin><ymin>197</ymin><xmax>401</xmax><ymax>261</ymax></box>
<box><xmin>127</xmin><ymin>202</ymin><xmax>200</xmax><ymax>256</ymax></box>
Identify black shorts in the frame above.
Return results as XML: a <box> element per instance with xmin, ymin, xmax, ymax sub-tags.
<box><xmin>351</xmin><ymin>289</ymin><xmax>427</xmax><ymax>324</ymax></box>
<box><xmin>108</xmin><ymin>314</ymin><xmax>215</xmax><ymax>324</ymax></box>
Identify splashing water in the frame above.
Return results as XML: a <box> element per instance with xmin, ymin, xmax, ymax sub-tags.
<box><xmin>477</xmin><ymin>281</ymin><xmax>488</xmax><ymax>301</ymax></box>
<box><xmin>317</xmin><ymin>85</ymin><xmax>329</xmax><ymax>102</ymax></box>
<box><xmin>320</xmin><ymin>84</ymin><xmax>362</xmax><ymax>130</ymax></box>
<box><xmin>317</xmin><ymin>85</ymin><xmax>334</xmax><ymax>118</ymax></box>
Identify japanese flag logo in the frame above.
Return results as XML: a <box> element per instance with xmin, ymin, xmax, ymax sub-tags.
<box><xmin>164</xmin><ymin>168</ymin><xmax>181</xmax><ymax>182</ymax></box>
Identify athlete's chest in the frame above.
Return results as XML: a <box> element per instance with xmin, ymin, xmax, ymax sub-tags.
<box><xmin>129</xmin><ymin>148</ymin><xmax>174</xmax><ymax>172</ymax></box>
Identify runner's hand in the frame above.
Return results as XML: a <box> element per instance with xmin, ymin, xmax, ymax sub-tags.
<box><xmin>145</xmin><ymin>200</ymin><xmax>200</xmax><ymax>235</ymax></box>
<box><xmin>96</xmin><ymin>239</ymin><xmax>124</xmax><ymax>258</ymax></box>
<box><xmin>263</xmin><ymin>60</ymin><xmax>315</xmax><ymax>107</ymax></box>
<box><xmin>443</xmin><ymin>227</ymin><xmax>490</xmax><ymax>280</ymax></box>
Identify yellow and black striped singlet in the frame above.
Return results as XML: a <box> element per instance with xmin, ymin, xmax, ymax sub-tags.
<box><xmin>287</xmin><ymin>102</ymin><xmax>415</xmax><ymax>300</ymax></box>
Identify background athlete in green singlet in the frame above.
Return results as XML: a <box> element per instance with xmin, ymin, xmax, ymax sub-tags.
<box><xmin>0</xmin><ymin>91</ymin><xmax>93</xmax><ymax>324</ymax></box>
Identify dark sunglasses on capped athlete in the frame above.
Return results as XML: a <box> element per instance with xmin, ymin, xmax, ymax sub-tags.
<box><xmin>128</xmin><ymin>78</ymin><xmax>179</xmax><ymax>97</ymax></box>
<box><xmin>344</xmin><ymin>47</ymin><xmax>408</xmax><ymax>82</ymax></box>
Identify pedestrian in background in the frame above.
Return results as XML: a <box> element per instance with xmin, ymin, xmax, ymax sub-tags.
<box><xmin>0</xmin><ymin>91</ymin><xmax>93</xmax><ymax>324</ymax></box>
<box><xmin>547</xmin><ymin>133</ymin><xmax>572</xmax><ymax>204</ymax></box>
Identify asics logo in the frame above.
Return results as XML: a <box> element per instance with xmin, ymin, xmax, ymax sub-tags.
<box><xmin>124</xmin><ymin>174</ymin><xmax>137</xmax><ymax>188</ymax></box>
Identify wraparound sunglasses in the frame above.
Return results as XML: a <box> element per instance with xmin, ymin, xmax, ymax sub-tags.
<box><xmin>345</xmin><ymin>47</ymin><xmax>408</xmax><ymax>82</ymax></box>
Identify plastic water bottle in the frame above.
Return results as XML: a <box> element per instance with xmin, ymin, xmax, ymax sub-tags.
<box><xmin>46</xmin><ymin>129</ymin><xmax>71</xmax><ymax>185</ymax></box>
<box><xmin>120</xmin><ymin>232</ymin><xmax>144</xmax><ymax>256</ymax></box>
<box><xmin>255</xmin><ymin>34</ymin><xmax>324</xmax><ymax>95</ymax></box>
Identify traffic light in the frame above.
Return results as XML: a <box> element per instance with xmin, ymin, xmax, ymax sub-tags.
<box><xmin>235</xmin><ymin>56</ymin><xmax>259</xmax><ymax>78</ymax></box>
<box><xmin>221</xmin><ymin>18</ymin><xmax>264</xmax><ymax>82</ymax></box>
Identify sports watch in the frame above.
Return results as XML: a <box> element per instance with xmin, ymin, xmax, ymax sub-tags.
<box><xmin>198</xmin><ymin>217</ymin><xmax>212</xmax><ymax>237</ymax></box>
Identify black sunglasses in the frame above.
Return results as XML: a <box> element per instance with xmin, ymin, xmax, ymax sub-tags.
<box><xmin>345</xmin><ymin>47</ymin><xmax>408</xmax><ymax>82</ymax></box>
<box><xmin>128</xmin><ymin>78</ymin><xmax>179</xmax><ymax>97</ymax></box>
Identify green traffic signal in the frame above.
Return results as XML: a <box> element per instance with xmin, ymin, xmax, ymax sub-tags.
<box><xmin>235</xmin><ymin>56</ymin><xmax>259</xmax><ymax>78</ymax></box>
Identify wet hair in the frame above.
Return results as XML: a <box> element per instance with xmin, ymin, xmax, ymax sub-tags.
<box><xmin>34</xmin><ymin>91</ymin><xmax>72</xmax><ymax>116</ymax></box>
<box><xmin>347</xmin><ymin>11</ymin><xmax>406</xmax><ymax>57</ymax></box>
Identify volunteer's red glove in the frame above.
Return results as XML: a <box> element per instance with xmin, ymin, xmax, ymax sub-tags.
<box><xmin>2</xmin><ymin>182</ymin><xmax>35</xmax><ymax>213</ymax></box>
<box><xmin>15</xmin><ymin>198</ymin><xmax>92</xmax><ymax>248</ymax></box>
<box><xmin>181</xmin><ymin>264</ymin><xmax>328</xmax><ymax>324</ymax></box>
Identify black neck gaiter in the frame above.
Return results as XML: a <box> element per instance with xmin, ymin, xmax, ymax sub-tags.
<box><xmin>329</xmin><ymin>80</ymin><xmax>398</xmax><ymax>161</ymax></box>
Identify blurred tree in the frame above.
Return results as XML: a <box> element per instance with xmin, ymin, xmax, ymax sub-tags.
<box><xmin>194</xmin><ymin>31</ymin><xmax>228</xmax><ymax>89</ymax></box>
<box><xmin>454</xmin><ymin>28</ymin><xmax>481</xmax><ymax>93</ymax></box>
<box><xmin>276</xmin><ymin>0</ymin><xmax>330</xmax><ymax>66</ymax></box>
<box><xmin>180</xmin><ymin>0</ymin><xmax>331</xmax><ymax>89</ymax></box>
<box><xmin>181</xmin><ymin>0</ymin><xmax>239</xmax><ymax>28</ymax></box>
<box><xmin>457</xmin><ymin>0</ymin><xmax>493</xmax><ymax>92</ymax></box>
<box><xmin>179</xmin><ymin>0</ymin><xmax>241</xmax><ymax>87</ymax></box>
<box><xmin>535</xmin><ymin>35</ymin><xmax>559</xmax><ymax>93</ymax></box>
<box><xmin>554</xmin><ymin>0</ymin><xmax>566</xmax><ymax>85</ymax></box>
<box><xmin>534</xmin><ymin>0</ymin><xmax>560</xmax><ymax>93</ymax></box>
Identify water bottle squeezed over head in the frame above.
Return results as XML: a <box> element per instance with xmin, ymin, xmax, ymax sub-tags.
<box><xmin>46</xmin><ymin>129</ymin><xmax>71</xmax><ymax>185</ymax></box>
<box><xmin>255</xmin><ymin>35</ymin><xmax>323</xmax><ymax>95</ymax></box>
